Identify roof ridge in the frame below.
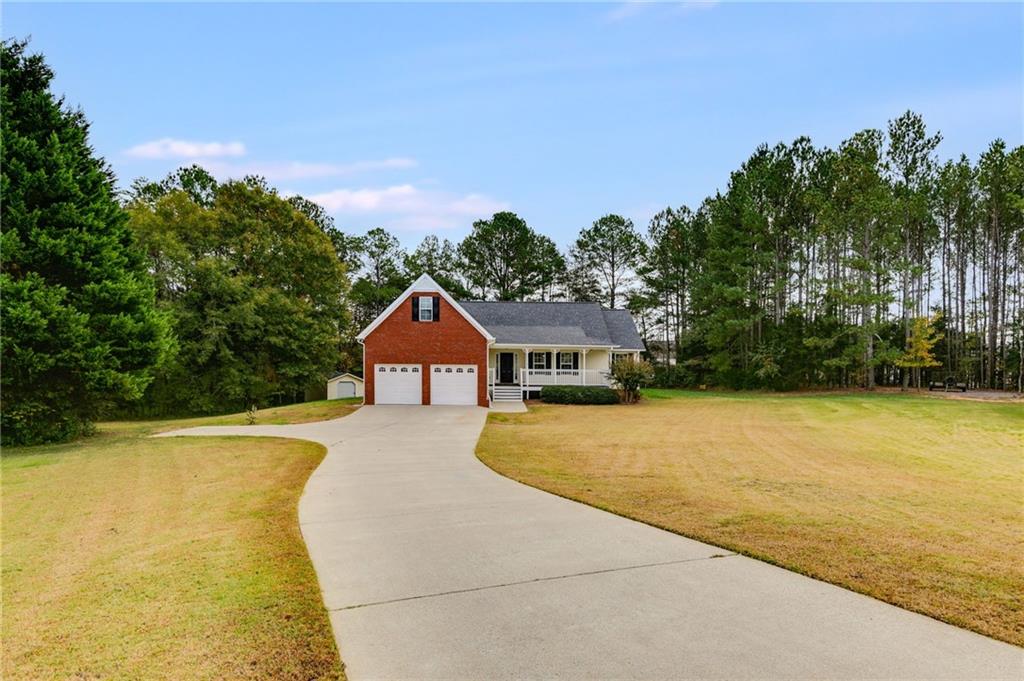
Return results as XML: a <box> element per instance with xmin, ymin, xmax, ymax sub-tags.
<box><xmin>457</xmin><ymin>300</ymin><xmax>603</xmax><ymax>305</ymax></box>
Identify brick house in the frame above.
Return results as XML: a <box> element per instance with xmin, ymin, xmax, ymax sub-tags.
<box><xmin>356</xmin><ymin>274</ymin><xmax>645</xmax><ymax>407</ymax></box>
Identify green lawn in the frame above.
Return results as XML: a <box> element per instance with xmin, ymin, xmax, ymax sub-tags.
<box><xmin>477</xmin><ymin>390</ymin><xmax>1024</xmax><ymax>646</ymax></box>
<box><xmin>2</xmin><ymin>399</ymin><xmax>358</xmax><ymax>680</ymax></box>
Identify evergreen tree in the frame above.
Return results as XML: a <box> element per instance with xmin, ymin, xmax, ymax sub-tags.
<box><xmin>404</xmin><ymin>235</ymin><xmax>470</xmax><ymax>297</ymax></box>
<box><xmin>1</xmin><ymin>39</ymin><xmax>171</xmax><ymax>443</ymax></box>
<box><xmin>574</xmin><ymin>214</ymin><xmax>645</xmax><ymax>309</ymax></box>
<box><xmin>457</xmin><ymin>211</ymin><xmax>551</xmax><ymax>300</ymax></box>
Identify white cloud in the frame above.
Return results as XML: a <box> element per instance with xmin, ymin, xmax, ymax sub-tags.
<box><xmin>307</xmin><ymin>184</ymin><xmax>509</xmax><ymax>231</ymax></box>
<box><xmin>605</xmin><ymin>2</ymin><xmax>651</xmax><ymax>23</ymax></box>
<box><xmin>124</xmin><ymin>137</ymin><xmax>246</xmax><ymax>159</ymax></box>
<box><xmin>671</xmin><ymin>1</ymin><xmax>720</xmax><ymax>15</ymax></box>
<box><xmin>202</xmin><ymin>157</ymin><xmax>417</xmax><ymax>182</ymax></box>
<box><xmin>605</xmin><ymin>1</ymin><xmax>718</xmax><ymax>23</ymax></box>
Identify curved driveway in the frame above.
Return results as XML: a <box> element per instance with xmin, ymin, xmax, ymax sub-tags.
<box><xmin>161</xmin><ymin>405</ymin><xmax>1021</xmax><ymax>680</ymax></box>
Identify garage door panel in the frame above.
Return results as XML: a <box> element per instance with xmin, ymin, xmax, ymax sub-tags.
<box><xmin>375</xmin><ymin>364</ymin><xmax>422</xmax><ymax>404</ymax></box>
<box><xmin>430</xmin><ymin>364</ymin><xmax>477</xmax><ymax>405</ymax></box>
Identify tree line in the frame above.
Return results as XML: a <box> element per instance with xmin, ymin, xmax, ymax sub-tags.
<box><xmin>336</xmin><ymin>117</ymin><xmax>1023</xmax><ymax>393</ymax></box>
<box><xmin>3</xmin><ymin>40</ymin><xmax>1021</xmax><ymax>445</ymax></box>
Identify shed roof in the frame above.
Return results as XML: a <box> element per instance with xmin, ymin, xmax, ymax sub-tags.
<box><xmin>328</xmin><ymin>372</ymin><xmax>363</xmax><ymax>383</ymax></box>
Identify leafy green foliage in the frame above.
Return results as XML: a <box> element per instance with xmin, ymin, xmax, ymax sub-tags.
<box><xmin>574</xmin><ymin>214</ymin><xmax>645</xmax><ymax>309</ymax></box>
<box><xmin>458</xmin><ymin>211</ymin><xmax>562</xmax><ymax>300</ymax></box>
<box><xmin>125</xmin><ymin>173</ymin><xmax>348</xmax><ymax>415</ymax></box>
<box><xmin>540</xmin><ymin>385</ymin><xmax>620</xmax><ymax>404</ymax></box>
<box><xmin>1</xmin><ymin>39</ymin><xmax>172</xmax><ymax>444</ymax></box>
<box><xmin>609</xmin><ymin>358</ymin><xmax>654</xmax><ymax>403</ymax></box>
<box><xmin>896</xmin><ymin>315</ymin><xmax>944</xmax><ymax>384</ymax></box>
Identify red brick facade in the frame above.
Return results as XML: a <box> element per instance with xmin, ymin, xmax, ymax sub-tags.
<box><xmin>363</xmin><ymin>291</ymin><xmax>490</xmax><ymax>406</ymax></box>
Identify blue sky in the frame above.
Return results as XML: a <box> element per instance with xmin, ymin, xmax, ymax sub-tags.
<box><xmin>5</xmin><ymin>2</ymin><xmax>1021</xmax><ymax>248</ymax></box>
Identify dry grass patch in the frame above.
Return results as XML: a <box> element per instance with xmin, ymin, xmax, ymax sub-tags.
<box><xmin>477</xmin><ymin>391</ymin><xmax>1024</xmax><ymax>646</ymax></box>
<box><xmin>2</xmin><ymin>401</ymin><xmax>354</xmax><ymax>679</ymax></box>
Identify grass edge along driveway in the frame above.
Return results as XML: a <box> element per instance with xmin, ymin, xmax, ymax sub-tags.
<box><xmin>2</xmin><ymin>399</ymin><xmax>359</xmax><ymax>680</ymax></box>
<box><xmin>476</xmin><ymin>390</ymin><xmax>1024</xmax><ymax>647</ymax></box>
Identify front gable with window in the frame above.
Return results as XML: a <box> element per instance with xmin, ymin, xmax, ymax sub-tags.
<box><xmin>358</xmin><ymin>276</ymin><xmax>493</xmax><ymax>407</ymax></box>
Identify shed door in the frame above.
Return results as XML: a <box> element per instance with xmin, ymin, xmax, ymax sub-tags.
<box><xmin>337</xmin><ymin>381</ymin><xmax>356</xmax><ymax>398</ymax></box>
<box><xmin>430</xmin><ymin>365</ymin><xmax>477</xmax><ymax>405</ymax></box>
<box><xmin>375</xmin><ymin>364</ymin><xmax>422</xmax><ymax>404</ymax></box>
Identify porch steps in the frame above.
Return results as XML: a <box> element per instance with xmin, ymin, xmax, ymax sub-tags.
<box><xmin>492</xmin><ymin>385</ymin><xmax>524</xmax><ymax>402</ymax></box>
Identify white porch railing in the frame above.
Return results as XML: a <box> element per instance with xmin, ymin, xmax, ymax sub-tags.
<box><xmin>520</xmin><ymin>368</ymin><xmax>610</xmax><ymax>387</ymax></box>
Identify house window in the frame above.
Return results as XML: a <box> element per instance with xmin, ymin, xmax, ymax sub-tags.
<box><xmin>559</xmin><ymin>353</ymin><xmax>574</xmax><ymax>370</ymax></box>
<box><xmin>418</xmin><ymin>296</ymin><xmax>433</xmax><ymax>322</ymax></box>
<box><xmin>531</xmin><ymin>353</ymin><xmax>548</xmax><ymax>370</ymax></box>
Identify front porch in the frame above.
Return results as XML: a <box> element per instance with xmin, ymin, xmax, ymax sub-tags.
<box><xmin>488</xmin><ymin>346</ymin><xmax>639</xmax><ymax>401</ymax></box>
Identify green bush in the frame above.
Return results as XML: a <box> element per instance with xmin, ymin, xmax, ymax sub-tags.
<box><xmin>540</xmin><ymin>386</ymin><xmax>620</xmax><ymax>405</ymax></box>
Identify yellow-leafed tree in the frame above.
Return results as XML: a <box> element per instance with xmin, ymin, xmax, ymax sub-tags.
<box><xmin>897</xmin><ymin>314</ymin><xmax>944</xmax><ymax>389</ymax></box>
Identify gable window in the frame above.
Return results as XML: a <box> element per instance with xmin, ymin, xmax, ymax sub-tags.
<box><xmin>418</xmin><ymin>296</ymin><xmax>433</xmax><ymax>322</ymax></box>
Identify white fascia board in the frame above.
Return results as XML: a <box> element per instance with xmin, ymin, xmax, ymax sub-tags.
<box><xmin>328</xmin><ymin>372</ymin><xmax>363</xmax><ymax>384</ymax></box>
<box><xmin>491</xmin><ymin>343</ymin><xmax>617</xmax><ymax>349</ymax></box>
<box><xmin>355</xmin><ymin>273</ymin><xmax>495</xmax><ymax>342</ymax></box>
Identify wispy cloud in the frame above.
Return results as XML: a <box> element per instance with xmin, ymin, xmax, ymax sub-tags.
<box><xmin>307</xmin><ymin>184</ymin><xmax>509</xmax><ymax>231</ymax></box>
<box><xmin>203</xmin><ymin>157</ymin><xmax>417</xmax><ymax>181</ymax></box>
<box><xmin>605</xmin><ymin>1</ymin><xmax>718</xmax><ymax>23</ymax></box>
<box><xmin>124</xmin><ymin>137</ymin><xmax>246</xmax><ymax>159</ymax></box>
<box><xmin>604</xmin><ymin>2</ymin><xmax>652</xmax><ymax>23</ymax></box>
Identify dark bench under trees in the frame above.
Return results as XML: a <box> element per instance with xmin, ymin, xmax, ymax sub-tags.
<box><xmin>929</xmin><ymin>376</ymin><xmax>967</xmax><ymax>392</ymax></box>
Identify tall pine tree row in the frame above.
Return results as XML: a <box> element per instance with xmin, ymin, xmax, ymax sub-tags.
<box><xmin>638</xmin><ymin>115</ymin><xmax>1023</xmax><ymax>391</ymax></box>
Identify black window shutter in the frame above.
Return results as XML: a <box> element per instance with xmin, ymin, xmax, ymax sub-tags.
<box><xmin>572</xmin><ymin>352</ymin><xmax>579</xmax><ymax>370</ymax></box>
<box><xmin>528</xmin><ymin>352</ymin><xmax>533</xmax><ymax>367</ymax></box>
<box><xmin>433</xmin><ymin>296</ymin><xmax>440</xmax><ymax>322</ymax></box>
<box><xmin>555</xmin><ymin>352</ymin><xmax>560</xmax><ymax>368</ymax></box>
<box><xmin>411</xmin><ymin>297</ymin><xmax>418</xmax><ymax>321</ymax></box>
<box><xmin>545</xmin><ymin>351</ymin><xmax>552</xmax><ymax>369</ymax></box>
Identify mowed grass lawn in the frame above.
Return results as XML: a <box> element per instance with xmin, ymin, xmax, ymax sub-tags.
<box><xmin>2</xmin><ymin>399</ymin><xmax>359</xmax><ymax>680</ymax></box>
<box><xmin>477</xmin><ymin>391</ymin><xmax>1024</xmax><ymax>646</ymax></box>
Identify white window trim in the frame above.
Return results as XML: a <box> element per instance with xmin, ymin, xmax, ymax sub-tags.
<box><xmin>531</xmin><ymin>352</ymin><xmax>548</xmax><ymax>370</ymax></box>
<box><xmin>418</xmin><ymin>296</ymin><xmax>433</xmax><ymax>322</ymax></box>
<box><xmin>559</xmin><ymin>352</ymin><xmax>574</xmax><ymax>370</ymax></box>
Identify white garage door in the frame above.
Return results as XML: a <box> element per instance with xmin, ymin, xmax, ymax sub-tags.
<box><xmin>430</xmin><ymin>364</ymin><xmax>478</xmax><ymax>405</ymax></box>
<box><xmin>375</xmin><ymin>364</ymin><xmax>422</xmax><ymax>404</ymax></box>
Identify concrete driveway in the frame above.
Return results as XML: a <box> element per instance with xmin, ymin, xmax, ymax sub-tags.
<box><xmin>162</xmin><ymin>406</ymin><xmax>1022</xmax><ymax>680</ymax></box>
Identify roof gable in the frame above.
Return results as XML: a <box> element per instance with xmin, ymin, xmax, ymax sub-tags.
<box><xmin>355</xmin><ymin>274</ymin><xmax>495</xmax><ymax>342</ymax></box>
<box><xmin>328</xmin><ymin>372</ymin><xmax>363</xmax><ymax>383</ymax></box>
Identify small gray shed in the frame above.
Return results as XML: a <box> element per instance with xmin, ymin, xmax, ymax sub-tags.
<box><xmin>327</xmin><ymin>372</ymin><xmax>364</xmax><ymax>399</ymax></box>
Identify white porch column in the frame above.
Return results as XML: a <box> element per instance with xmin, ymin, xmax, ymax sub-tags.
<box><xmin>582</xmin><ymin>348</ymin><xmax>588</xmax><ymax>385</ymax></box>
<box><xmin>523</xmin><ymin>347</ymin><xmax>532</xmax><ymax>387</ymax></box>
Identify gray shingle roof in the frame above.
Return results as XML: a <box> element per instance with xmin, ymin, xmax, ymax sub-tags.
<box><xmin>601</xmin><ymin>308</ymin><xmax>646</xmax><ymax>350</ymax></box>
<box><xmin>457</xmin><ymin>301</ymin><xmax>645</xmax><ymax>350</ymax></box>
